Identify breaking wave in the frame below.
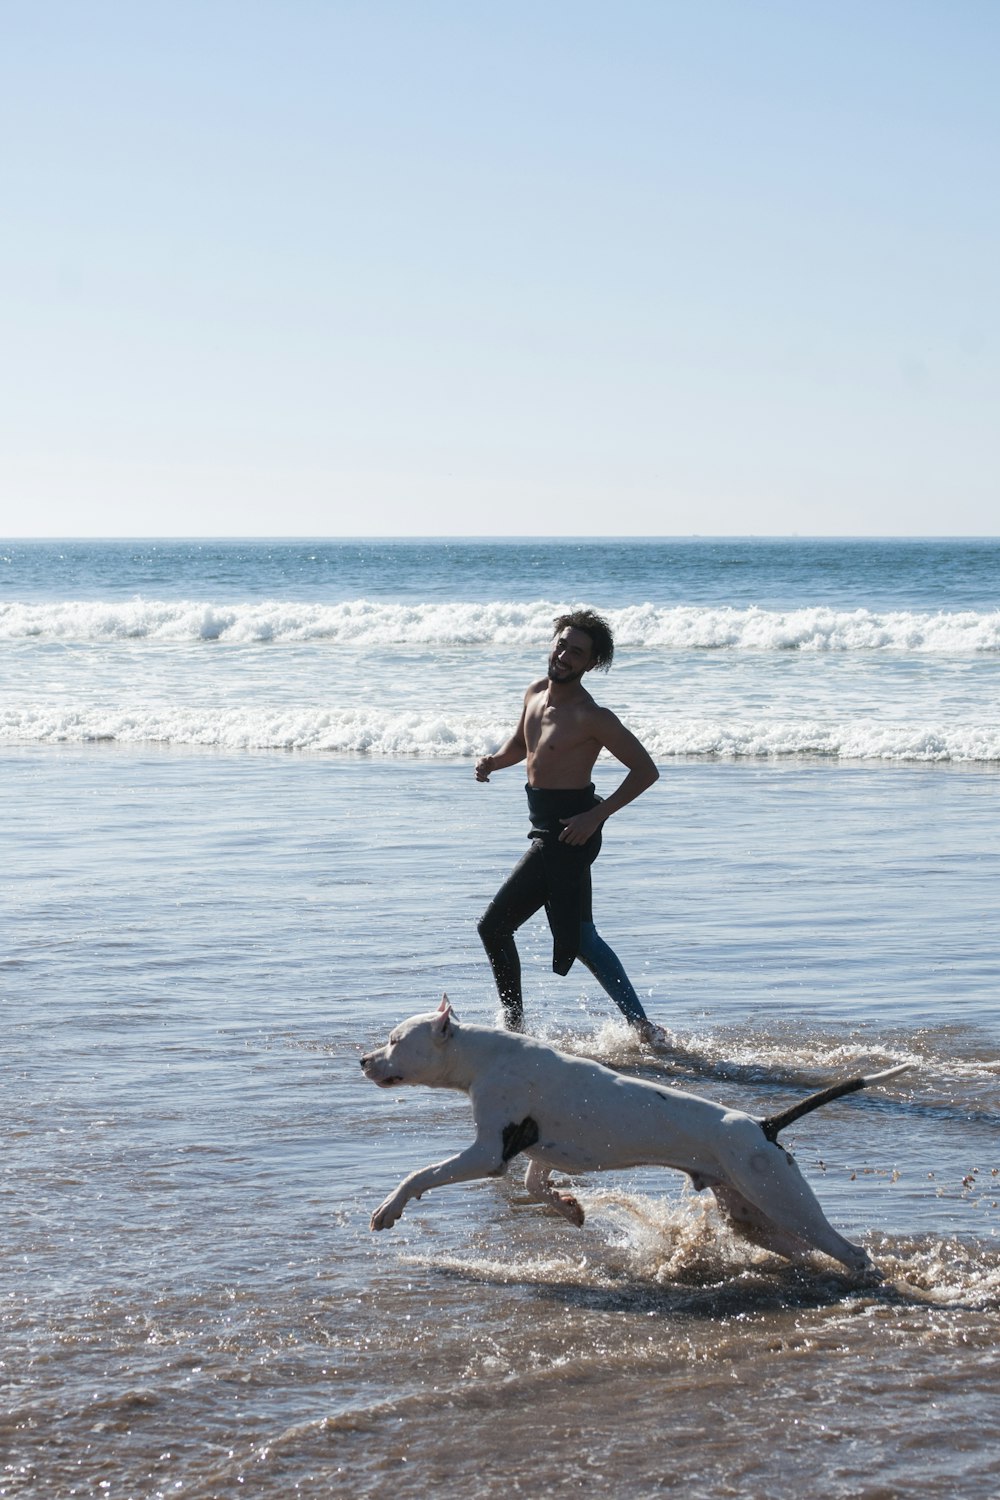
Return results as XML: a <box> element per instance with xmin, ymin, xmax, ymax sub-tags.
<box><xmin>4</xmin><ymin>598</ymin><xmax>1000</xmax><ymax>651</ymax></box>
<box><xmin>4</xmin><ymin>705</ymin><xmax>1000</xmax><ymax>763</ymax></box>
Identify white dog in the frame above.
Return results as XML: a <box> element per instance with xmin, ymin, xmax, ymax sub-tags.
<box><xmin>361</xmin><ymin>999</ymin><xmax>910</xmax><ymax>1272</ymax></box>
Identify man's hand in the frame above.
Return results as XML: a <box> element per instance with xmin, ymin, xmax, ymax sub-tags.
<box><xmin>559</xmin><ymin>808</ymin><xmax>605</xmax><ymax>846</ymax></box>
<box><xmin>475</xmin><ymin>755</ymin><xmax>494</xmax><ymax>782</ymax></box>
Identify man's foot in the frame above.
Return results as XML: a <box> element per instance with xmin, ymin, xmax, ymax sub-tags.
<box><xmin>635</xmin><ymin>1019</ymin><xmax>672</xmax><ymax>1051</ymax></box>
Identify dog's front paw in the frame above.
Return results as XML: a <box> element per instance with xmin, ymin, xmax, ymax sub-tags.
<box><xmin>370</xmin><ymin>1196</ymin><xmax>404</xmax><ymax>1232</ymax></box>
<box><xmin>554</xmin><ymin>1191</ymin><xmax>585</xmax><ymax>1227</ymax></box>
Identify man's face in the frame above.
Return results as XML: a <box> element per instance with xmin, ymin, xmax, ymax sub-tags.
<box><xmin>547</xmin><ymin>627</ymin><xmax>594</xmax><ymax>685</ymax></box>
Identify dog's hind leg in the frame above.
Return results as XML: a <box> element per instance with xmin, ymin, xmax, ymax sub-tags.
<box><xmin>524</xmin><ymin>1159</ymin><xmax>585</xmax><ymax>1227</ymax></box>
<box><xmin>714</xmin><ymin>1117</ymin><xmax>872</xmax><ymax>1272</ymax></box>
<box><xmin>708</xmin><ymin>1182</ymin><xmax>854</xmax><ymax>1264</ymax></box>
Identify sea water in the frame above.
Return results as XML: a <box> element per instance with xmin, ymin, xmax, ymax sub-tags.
<box><xmin>2</xmin><ymin>538</ymin><xmax>999</xmax><ymax>1498</ymax></box>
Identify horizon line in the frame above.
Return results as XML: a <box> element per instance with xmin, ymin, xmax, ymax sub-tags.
<box><xmin>4</xmin><ymin>533</ymin><xmax>999</xmax><ymax>545</ymax></box>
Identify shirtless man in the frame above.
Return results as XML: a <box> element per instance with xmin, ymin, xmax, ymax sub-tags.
<box><xmin>475</xmin><ymin>609</ymin><xmax>666</xmax><ymax>1045</ymax></box>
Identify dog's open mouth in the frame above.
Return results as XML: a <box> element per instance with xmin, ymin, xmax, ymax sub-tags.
<box><xmin>362</xmin><ymin>1067</ymin><xmax>403</xmax><ymax>1088</ymax></box>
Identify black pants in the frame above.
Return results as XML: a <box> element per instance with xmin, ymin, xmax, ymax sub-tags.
<box><xmin>477</xmin><ymin>784</ymin><xmax>649</xmax><ymax>1032</ymax></box>
<box><xmin>477</xmin><ymin>837</ymin><xmax>599</xmax><ymax>1029</ymax></box>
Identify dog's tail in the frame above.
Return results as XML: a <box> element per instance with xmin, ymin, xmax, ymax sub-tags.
<box><xmin>761</xmin><ymin>1063</ymin><xmax>911</xmax><ymax>1144</ymax></box>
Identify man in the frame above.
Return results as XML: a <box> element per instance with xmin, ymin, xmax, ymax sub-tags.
<box><xmin>475</xmin><ymin>608</ymin><xmax>667</xmax><ymax>1046</ymax></box>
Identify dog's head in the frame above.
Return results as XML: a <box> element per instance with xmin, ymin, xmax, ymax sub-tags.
<box><xmin>360</xmin><ymin>996</ymin><xmax>457</xmax><ymax>1090</ymax></box>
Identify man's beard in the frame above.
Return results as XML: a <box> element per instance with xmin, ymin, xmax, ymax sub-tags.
<box><xmin>547</xmin><ymin>657</ymin><xmax>586</xmax><ymax>685</ymax></box>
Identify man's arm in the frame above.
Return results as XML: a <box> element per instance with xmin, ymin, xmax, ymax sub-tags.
<box><xmin>558</xmin><ymin>710</ymin><xmax>659</xmax><ymax>845</ymax></box>
<box><xmin>475</xmin><ymin>684</ymin><xmax>539</xmax><ymax>782</ymax></box>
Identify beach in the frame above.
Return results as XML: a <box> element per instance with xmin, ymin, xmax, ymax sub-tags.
<box><xmin>2</xmin><ymin>539</ymin><xmax>999</xmax><ymax>1497</ymax></box>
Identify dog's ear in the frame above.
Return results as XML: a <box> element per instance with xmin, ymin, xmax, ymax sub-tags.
<box><xmin>431</xmin><ymin>995</ymin><xmax>454</xmax><ymax>1039</ymax></box>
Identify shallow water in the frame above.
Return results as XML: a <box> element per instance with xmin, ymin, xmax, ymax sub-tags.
<box><xmin>4</xmin><ymin>538</ymin><xmax>1000</xmax><ymax>1495</ymax></box>
<box><xmin>3</xmin><ymin>744</ymin><xmax>999</xmax><ymax>1497</ymax></box>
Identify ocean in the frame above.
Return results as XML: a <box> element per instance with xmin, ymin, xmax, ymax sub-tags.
<box><xmin>2</xmin><ymin>537</ymin><xmax>999</xmax><ymax>1498</ymax></box>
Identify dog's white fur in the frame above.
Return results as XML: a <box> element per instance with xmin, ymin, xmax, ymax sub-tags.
<box><xmin>361</xmin><ymin>999</ymin><xmax>909</xmax><ymax>1273</ymax></box>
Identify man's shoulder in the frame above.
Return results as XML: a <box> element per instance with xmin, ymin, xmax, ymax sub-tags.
<box><xmin>559</xmin><ymin>687</ymin><xmax>615</xmax><ymax>735</ymax></box>
<box><xmin>583</xmin><ymin>699</ymin><xmax>622</xmax><ymax>733</ymax></box>
<box><xmin>524</xmin><ymin>676</ymin><xmax>549</xmax><ymax>701</ymax></box>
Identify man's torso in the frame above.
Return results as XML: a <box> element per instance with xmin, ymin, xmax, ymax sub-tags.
<box><xmin>524</xmin><ymin>679</ymin><xmax>605</xmax><ymax>789</ymax></box>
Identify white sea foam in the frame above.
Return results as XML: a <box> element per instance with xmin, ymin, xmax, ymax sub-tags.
<box><xmin>4</xmin><ymin>705</ymin><xmax>1000</xmax><ymax>762</ymax></box>
<box><xmin>3</xmin><ymin>598</ymin><xmax>1000</xmax><ymax>651</ymax></box>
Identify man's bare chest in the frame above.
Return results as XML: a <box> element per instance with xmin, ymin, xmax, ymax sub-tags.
<box><xmin>525</xmin><ymin>700</ymin><xmax>598</xmax><ymax>757</ymax></box>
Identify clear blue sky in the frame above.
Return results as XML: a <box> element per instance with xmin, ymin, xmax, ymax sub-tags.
<box><xmin>2</xmin><ymin>0</ymin><xmax>997</xmax><ymax>537</ymax></box>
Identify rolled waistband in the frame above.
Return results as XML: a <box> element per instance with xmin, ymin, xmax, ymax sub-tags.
<box><xmin>525</xmin><ymin>783</ymin><xmax>599</xmax><ymax>836</ymax></box>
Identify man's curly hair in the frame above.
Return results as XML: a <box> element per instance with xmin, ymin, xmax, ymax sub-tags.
<box><xmin>552</xmin><ymin>609</ymin><xmax>615</xmax><ymax>672</ymax></box>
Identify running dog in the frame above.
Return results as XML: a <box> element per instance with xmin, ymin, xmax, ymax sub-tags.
<box><xmin>360</xmin><ymin>999</ymin><xmax>910</xmax><ymax>1272</ymax></box>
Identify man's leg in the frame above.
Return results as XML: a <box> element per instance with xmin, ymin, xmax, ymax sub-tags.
<box><xmin>539</xmin><ymin>835</ymin><xmax>600</xmax><ymax>977</ymax></box>
<box><xmin>574</xmin><ymin>871</ymin><xmax>668</xmax><ymax>1045</ymax></box>
<box><xmin>477</xmin><ymin>844</ymin><xmax>548</xmax><ymax>1030</ymax></box>
<box><xmin>577</xmin><ymin>920</ymin><xmax>650</xmax><ymax>1027</ymax></box>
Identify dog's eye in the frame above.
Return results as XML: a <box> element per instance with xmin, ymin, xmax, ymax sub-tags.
<box><xmin>388</xmin><ymin>1032</ymin><xmax>400</xmax><ymax>1046</ymax></box>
